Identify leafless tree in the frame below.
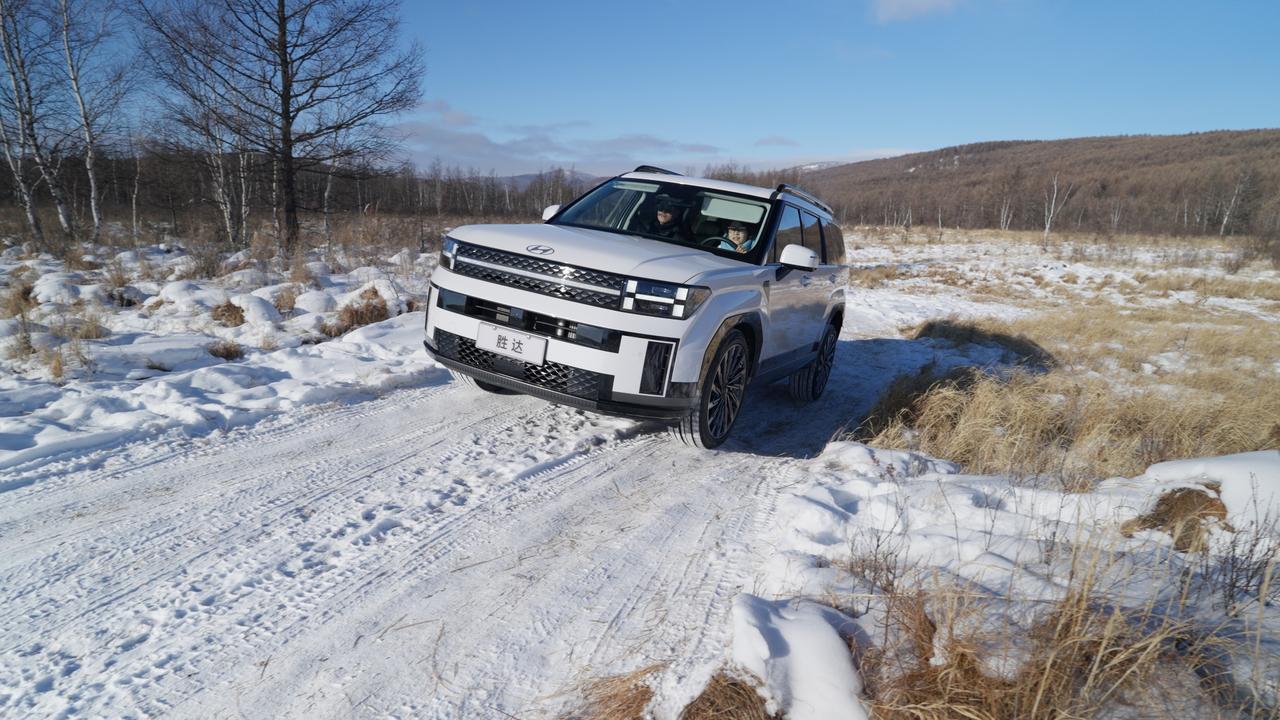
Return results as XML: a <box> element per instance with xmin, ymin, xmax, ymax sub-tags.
<box><xmin>56</xmin><ymin>0</ymin><xmax>129</xmax><ymax>244</ymax></box>
<box><xmin>1042</xmin><ymin>172</ymin><xmax>1075</xmax><ymax>242</ymax></box>
<box><xmin>0</xmin><ymin>0</ymin><xmax>76</xmax><ymax>246</ymax></box>
<box><xmin>136</xmin><ymin>0</ymin><xmax>423</xmax><ymax>255</ymax></box>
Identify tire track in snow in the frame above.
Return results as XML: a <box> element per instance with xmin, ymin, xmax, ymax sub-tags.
<box><xmin>0</xmin><ymin>387</ymin><xmax>549</xmax><ymax>649</ymax></box>
<box><xmin>0</xmin><ymin>382</ymin><xmax>658</xmax><ymax>717</ymax></box>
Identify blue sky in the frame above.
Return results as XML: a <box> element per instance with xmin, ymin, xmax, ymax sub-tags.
<box><xmin>396</xmin><ymin>0</ymin><xmax>1280</xmax><ymax>176</ymax></box>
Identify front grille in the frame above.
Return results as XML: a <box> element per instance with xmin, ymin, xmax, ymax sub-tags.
<box><xmin>451</xmin><ymin>242</ymin><xmax>625</xmax><ymax>309</ymax></box>
<box><xmin>456</xmin><ymin>243</ymin><xmax>628</xmax><ymax>291</ymax></box>
<box><xmin>451</xmin><ymin>262</ymin><xmax>620</xmax><ymax>308</ymax></box>
<box><xmin>434</xmin><ymin>329</ymin><xmax>607</xmax><ymax>400</ymax></box>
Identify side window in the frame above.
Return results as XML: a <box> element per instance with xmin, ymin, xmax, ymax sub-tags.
<box><xmin>771</xmin><ymin>205</ymin><xmax>803</xmax><ymax>263</ymax></box>
<box><xmin>822</xmin><ymin>220</ymin><xmax>846</xmax><ymax>265</ymax></box>
<box><xmin>800</xmin><ymin>211</ymin><xmax>823</xmax><ymax>263</ymax></box>
<box><xmin>576</xmin><ymin>187</ymin><xmax>637</xmax><ymax>227</ymax></box>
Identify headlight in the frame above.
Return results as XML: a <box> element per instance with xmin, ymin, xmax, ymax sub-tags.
<box><xmin>440</xmin><ymin>237</ymin><xmax>458</xmax><ymax>269</ymax></box>
<box><xmin>622</xmin><ymin>279</ymin><xmax>711</xmax><ymax>319</ymax></box>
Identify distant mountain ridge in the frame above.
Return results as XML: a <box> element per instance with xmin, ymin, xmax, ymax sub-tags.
<box><xmin>804</xmin><ymin>130</ymin><xmax>1280</xmax><ymax>237</ymax></box>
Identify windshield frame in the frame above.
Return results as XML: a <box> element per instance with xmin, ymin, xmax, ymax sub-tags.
<box><xmin>549</xmin><ymin>178</ymin><xmax>779</xmax><ymax>265</ymax></box>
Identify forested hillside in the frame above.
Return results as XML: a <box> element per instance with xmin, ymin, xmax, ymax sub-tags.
<box><xmin>805</xmin><ymin>130</ymin><xmax>1280</xmax><ymax>238</ymax></box>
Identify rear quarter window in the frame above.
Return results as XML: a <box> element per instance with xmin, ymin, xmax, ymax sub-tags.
<box><xmin>822</xmin><ymin>220</ymin><xmax>846</xmax><ymax>265</ymax></box>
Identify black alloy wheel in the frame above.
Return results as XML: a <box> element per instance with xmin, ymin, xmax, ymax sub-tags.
<box><xmin>673</xmin><ymin>329</ymin><xmax>750</xmax><ymax>449</ymax></box>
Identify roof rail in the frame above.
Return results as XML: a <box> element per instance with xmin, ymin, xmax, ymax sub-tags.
<box><xmin>632</xmin><ymin>165</ymin><xmax>682</xmax><ymax>176</ymax></box>
<box><xmin>775</xmin><ymin>183</ymin><xmax>833</xmax><ymax>215</ymax></box>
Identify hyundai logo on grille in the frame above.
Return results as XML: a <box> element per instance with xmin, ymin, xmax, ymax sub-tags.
<box><xmin>526</xmin><ymin>244</ymin><xmax>554</xmax><ymax>255</ymax></box>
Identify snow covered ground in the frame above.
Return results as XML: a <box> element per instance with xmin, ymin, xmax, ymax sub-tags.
<box><xmin>1</xmin><ymin>230</ymin><xmax>1277</xmax><ymax>718</ymax></box>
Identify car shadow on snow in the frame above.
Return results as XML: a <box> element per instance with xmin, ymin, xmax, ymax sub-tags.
<box><xmin>706</xmin><ymin>330</ymin><xmax>1058</xmax><ymax>460</ymax></box>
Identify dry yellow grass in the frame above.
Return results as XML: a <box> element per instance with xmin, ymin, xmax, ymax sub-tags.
<box><xmin>853</xmin><ymin>530</ymin><xmax>1269</xmax><ymax>720</ymax></box>
<box><xmin>322</xmin><ymin>292</ymin><xmax>389</xmax><ymax>337</ymax></box>
<box><xmin>850</xmin><ymin>265</ymin><xmax>904</xmax><ymax>288</ymax></box>
<box><xmin>1121</xmin><ymin>484</ymin><xmax>1231</xmax><ymax>552</ymax></box>
<box><xmin>273</xmin><ymin>285</ymin><xmax>299</xmax><ymax>315</ymax></box>
<box><xmin>208</xmin><ymin>339</ymin><xmax>244</xmax><ymax>361</ymax></box>
<box><xmin>211</xmin><ymin>299</ymin><xmax>245</xmax><ymax>327</ymax></box>
<box><xmin>573</xmin><ymin>663</ymin><xmax>663</xmax><ymax>720</ymax></box>
<box><xmin>860</xmin><ymin>304</ymin><xmax>1280</xmax><ymax>485</ymax></box>
<box><xmin>1139</xmin><ymin>273</ymin><xmax>1280</xmax><ymax>302</ymax></box>
<box><xmin>864</xmin><ymin>585</ymin><xmax>1208</xmax><ymax>719</ymax></box>
<box><xmin>679</xmin><ymin>672</ymin><xmax>776</xmax><ymax>720</ymax></box>
<box><xmin>865</xmin><ymin>368</ymin><xmax>1278</xmax><ymax>485</ymax></box>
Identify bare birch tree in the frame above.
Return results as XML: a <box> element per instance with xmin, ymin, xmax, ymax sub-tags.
<box><xmin>56</xmin><ymin>0</ymin><xmax>128</xmax><ymax>244</ymax></box>
<box><xmin>0</xmin><ymin>0</ymin><xmax>76</xmax><ymax>246</ymax></box>
<box><xmin>1042</xmin><ymin>172</ymin><xmax>1075</xmax><ymax>242</ymax></box>
<box><xmin>137</xmin><ymin>0</ymin><xmax>423</xmax><ymax>256</ymax></box>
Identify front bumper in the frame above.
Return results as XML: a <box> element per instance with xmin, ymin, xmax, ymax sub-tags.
<box><xmin>425</xmin><ymin>337</ymin><xmax>695</xmax><ymax>421</ymax></box>
<box><xmin>424</xmin><ymin>279</ymin><xmax>700</xmax><ymax>421</ymax></box>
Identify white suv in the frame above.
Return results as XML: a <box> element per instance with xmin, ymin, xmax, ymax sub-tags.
<box><xmin>423</xmin><ymin>166</ymin><xmax>847</xmax><ymax>448</ymax></box>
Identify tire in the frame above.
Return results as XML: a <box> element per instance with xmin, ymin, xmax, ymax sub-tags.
<box><xmin>450</xmin><ymin>370</ymin><xmax>518</xmax><ymax>394</ymax></box>
<box><xmin>788</xmin><ymin>322</ymin><xmax>838</xmax><ymax>403</ymax></box>
<box><xmin>670</xmin><ymin>329</ymin><xmax>750</xmax><ymax>449</ymax></box>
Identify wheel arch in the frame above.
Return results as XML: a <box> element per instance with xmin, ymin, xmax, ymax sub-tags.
<box><xmin>700</xmin><ymin>311</ymin><xmax>764</xmax><ymax>386</ymax></box>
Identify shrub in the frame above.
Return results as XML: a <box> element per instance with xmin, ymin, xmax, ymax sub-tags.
<box><xmin>321</xmin><ymin>296</ymin><xmax>388</xmax><ymax>337</ymax></box>
<box><xmin>208</xmin><ymin>339</ymin><xmax>244</xmax><ymax>360</ymax></box>
<box><xmin>2</xmin><ymin>281</ymin><xmax>37</xmax><ymax>358</ymax></box>
<box><xmin>211</xmin><ymin>299</ymin><xmax>245</xmax><ymax>327</ymax></box>
<box><xmin>273</xmin><ymin>285</ymin><xmax>298</xmax><ymax>315</ymax></box>
<box><xmin>864</xmin><ymin>583</ymin><xmax>1204</xmax><ymax>720</ymax></box>
<box><xmin>182</xmin><ymin>224</ymin><xmax>226</xmax><ymax>279</ymax></box>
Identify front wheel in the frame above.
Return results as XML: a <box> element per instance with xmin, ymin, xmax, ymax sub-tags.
<box><xmin>788</xmin><ymin>322</ymin><xmax>837</xmax><ymax>403</ymax></box>
<box><xmin>671</xmin><ymin>330</ymin><xmax>750</xmax><ymax>449</ymax></box>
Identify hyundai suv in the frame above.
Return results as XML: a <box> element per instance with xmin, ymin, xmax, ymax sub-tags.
<box><xmin>423</xmin><ymin>166</ymin><xmax>847</xmax><ymax>448</ymax></box>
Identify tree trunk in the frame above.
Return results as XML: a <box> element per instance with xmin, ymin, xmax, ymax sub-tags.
<box><xmin>131</xmin><ymin>146</ymin><xmax>140</xmax><ymax>244</ymax></box>
<box><xmin>276</xmin><ymin>0</ymin><xmax>299</xmax><ymax>256</ymax></box>
<box><xmin>0</xmin><ymin>108</ymin><xmax>43</xmax><ymax>246</ymax></box>
<box><xmin>60</xmin><ymin>0</ymin><xmax>101</xmax><ymax>244</ymax></box>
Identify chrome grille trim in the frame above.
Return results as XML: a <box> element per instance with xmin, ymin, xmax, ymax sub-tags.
<box><xmin>454</xmin><ymin>242</ymin><xmax>629</xmax><ymax>291</ymax></box>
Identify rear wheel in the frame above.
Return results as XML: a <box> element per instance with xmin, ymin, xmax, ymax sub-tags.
<box><xmin>671</xmin><ymin>330</ymin><xmax>750</xmax><ymax>449</ymax></box>
<box><xmin>788</xmin><ymin>322</ymin><xmax>837</xmax><ymax>403</ymax></box>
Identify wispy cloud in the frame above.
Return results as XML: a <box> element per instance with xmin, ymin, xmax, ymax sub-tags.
<box><xmin>755</xmin><ymin>135</ymin><xmax>800</xmax><ymax>147</ymax></box>
<box><xmin>395</xmin><ymin>112</ymin><xmax>724</xmax><ymax>175</ymax></box>
<box><xmin>416</xmin><ymin>99</ymin><xmax>479</xmax><ymax>127</ymax></box>
<box><xmin>872</xmin><ymin>0</ymin><xmax>958</xmax><ymax>22</ymax></box>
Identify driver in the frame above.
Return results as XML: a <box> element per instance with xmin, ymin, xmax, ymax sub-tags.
<box><xmin>646</xmin><ymin>199</ymin><xmax>687</xmax><ymax>241</ymax></box>
<box><xmin>719</xmin><ymin>221</ymin><xmax>755</xmax><ymax>253</ymax></box>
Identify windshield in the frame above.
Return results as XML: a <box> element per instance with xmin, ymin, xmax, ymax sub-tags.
<box><xmin>552</xmin><ymin>179</ymin><xmax>773</xmax><ymax>262</ymax></box>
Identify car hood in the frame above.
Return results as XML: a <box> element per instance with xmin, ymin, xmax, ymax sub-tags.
<box><xmin>449</xmin><ymin>223</ymin><xmax>740</xmax><ymax>285</ymax></box>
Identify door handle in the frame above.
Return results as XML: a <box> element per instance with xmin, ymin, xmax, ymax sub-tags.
<box><xmin>828</xmin><ymin>274</ymin><xmax>837</xmax><ymax>283</ymax></box>
<box><xmin>800</xmin><ymin>276</ymin><xmax>812</xmax><ymax>287</ymax></box>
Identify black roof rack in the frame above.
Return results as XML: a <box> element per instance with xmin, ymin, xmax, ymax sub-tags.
<box><xmin>775</xmin><ymin>183</ymin><xmax>833</xmax><ymax>215</ymax></box>
<box><xmin>632</xmin><ymin>165</ymin><xmax>682</xmax><ymax>176</ymax></box>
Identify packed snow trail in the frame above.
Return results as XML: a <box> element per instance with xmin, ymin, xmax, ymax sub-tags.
<box><xmin>0</xmin><ymin>330</ymin><xmax>973</xmax><ymax>718</ymax></box>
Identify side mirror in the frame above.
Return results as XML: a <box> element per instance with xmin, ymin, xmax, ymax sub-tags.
<box><xmin>542</xmin><ymin>204</ymin><xmax>561</xmax><ymax>221</ymax></box>
<box><xmin>779</xmin><ymin>243</ymin><xmax>818</xmax><ymax>272</ymax></box>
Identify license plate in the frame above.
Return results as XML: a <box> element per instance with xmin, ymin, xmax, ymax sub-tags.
<box><xmin>475</xmin><ymin>322</ymin><xmax>547</xmax><ymax>365</ymax></box>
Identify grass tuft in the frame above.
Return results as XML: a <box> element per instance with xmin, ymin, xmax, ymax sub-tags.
<box><xmin>679</xmin><ymin>672</ymin><xmax>776</xmax><ymax>720</ymax></box>
<box><xmin>273</xmin><ymin>285</ymin><xmax>298</xmax><ymax>315</ymax></box>
<box><xmin>574</xmin><ymin>663</ymin><xmax>664</xmax><ymax>720</ymax></box>
<box><xmin>1122</xmin><ymin>485</ymin><xmax>1231</xmax><ymax>552</ymax></box>
<box><xmin>208</xmin><ymin>339</ymin><xmax>244</xmax><ymax>361</ymax></box>
<box><xmin>322</xmin><ymin>297</ymin><xmax>388</xmax><ymax>337</ymax></box>
<box><xmin>211</xmin><ymin>299</ymin><xmax>245</xmax><ymax>327</ymax></box>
